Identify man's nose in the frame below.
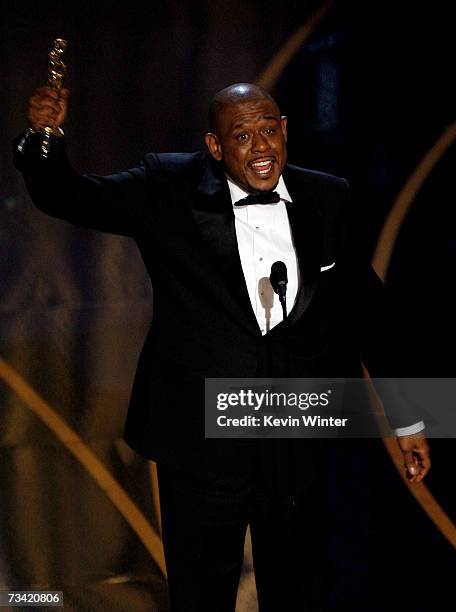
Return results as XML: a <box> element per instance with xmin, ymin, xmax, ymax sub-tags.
<box><xmin>251</xmin><ymin>132</ymin><xmax>268</xmax><ymax>152</ymax></box>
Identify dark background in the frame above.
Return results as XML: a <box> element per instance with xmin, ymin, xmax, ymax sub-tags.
<box><xmin>1</xmin><ymin>1</ymin><xmax>455</xmax><ymax>610</ymax></box>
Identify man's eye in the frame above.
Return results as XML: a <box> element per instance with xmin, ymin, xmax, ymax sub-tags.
<box><xmin>237</xmin><ymin>133</ymin><xmax>249</xmax><ymax>142</ymax></box>
<box><xmin>263</xmin><ymin>128</ymin><xmax>275</xmax><ymax>135</ymax></box>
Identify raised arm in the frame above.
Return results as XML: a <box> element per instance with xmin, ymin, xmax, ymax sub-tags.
<box><xmin>13</xmin><ymin>86</ymin><xmax>149</xmax><ymax>237</ymax></box>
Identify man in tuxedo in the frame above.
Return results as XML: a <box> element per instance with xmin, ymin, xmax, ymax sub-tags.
<box><xmin>15</xmin><ymin>82</ymin><xmax>430</xmax><ymax>611</ymax></box>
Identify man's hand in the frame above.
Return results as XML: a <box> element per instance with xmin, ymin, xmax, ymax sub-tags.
<box><xmin>397</xmin><ymin>433</ymin><xmax>431</xmax><ymax>483</ymax></box>
<box><xmin>27</xmin><ymin>86</ymin><xmax>69</xmax><ymax>131</ymax></box>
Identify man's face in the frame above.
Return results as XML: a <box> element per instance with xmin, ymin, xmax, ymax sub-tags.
<box><xmin>205</xmin><ymin>98</ymin><xmax>288</xmax><ymax>193</ymax></box>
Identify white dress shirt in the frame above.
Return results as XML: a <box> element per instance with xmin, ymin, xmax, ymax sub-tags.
<box><xmin>226</xmin><ymin>174</ymin><xmax>424</xmax><ymax>438</ymax></box>
<box><xmin>228</xmin><ymin>175</ymin><xmax>297</xmax><ymax>335</ymax></box>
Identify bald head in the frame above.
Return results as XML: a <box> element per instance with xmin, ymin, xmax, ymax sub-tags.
<box><xmin>204</xmin><ymin>82</ymin><xmax>287</xmax><ymax>193</ymax></box>
<box><xmin>209</xmin><ymin>83</ymin><xmax>280</xmax><ymax>134</ymax></box>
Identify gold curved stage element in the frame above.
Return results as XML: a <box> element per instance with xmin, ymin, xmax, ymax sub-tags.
<box><xmin>383</xmin><ymin>436</ymin><xmax>456</xmax><ymax>547</ymax></box>
<box><xmin>0</xmin><ymin>356</ymin><xmax>167</xmax><ymax>577</ymax></box>
<box><xmin>255</xmin><ymin>0</ymin><xmax>333</xmax><ymax>91</ymax></box>
<box><xmin>256</xmin><ymin>0</ymin><xmax>456</xmax><ymax>548</ymax></box>
<box><xmin>373</xmin><ymin>121</ymin><xmax>456</xmax><ymax>281</ymax></box>
<box><xmin>149</xmin><ymin>461</ymin><xmax>162</xmax><ymax>535</ymax></box>
<box><xmin>371</xmin><ymin>123</ymin><xmax>456</xmax><ymax>546</ymax></box>
<box><xmin>364</xmin><ymin>374</ymin><xmax>456</xmax><ymax>547</ymax></box>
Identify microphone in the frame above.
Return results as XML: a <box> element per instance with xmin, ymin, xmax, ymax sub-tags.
<box><xmin>270</xmin><ymin>261</ymin><xmax>287</xmax><ymax>298</ymax></box>
<box><xmin>270</xmin><ymin>261</ymin><xmax>288</xmax><ymax>321</ymax></box>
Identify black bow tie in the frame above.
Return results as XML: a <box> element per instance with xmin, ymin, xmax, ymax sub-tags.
<box><xmin>235</xmin><ymin>191</ymin><xmax>281</xmax><ymax>206</ymax></box>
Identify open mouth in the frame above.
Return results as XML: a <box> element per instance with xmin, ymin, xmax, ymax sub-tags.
<box><xmin>249</xmin><ymin>159</ymin><xmax>275</xmax><ymax>176</ymax></box>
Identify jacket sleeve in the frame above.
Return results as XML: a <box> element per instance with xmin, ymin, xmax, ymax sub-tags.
<box><xmin>13</xmin><ymin>131</ymin><xmax>150</xmax><ymax>237</ymax></box>
<box><xmin>337</xmin><ymin>187</ymin><xmax>425</xmax><ymax>431</ymax></box>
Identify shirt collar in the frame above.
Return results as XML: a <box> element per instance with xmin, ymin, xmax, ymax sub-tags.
<box><xmin>226</xmin><ymin>174</ymin><xmax>292</xmax><ymax>206</ymax></box>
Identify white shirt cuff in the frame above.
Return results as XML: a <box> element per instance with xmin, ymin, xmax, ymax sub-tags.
<box><xmin>394</xmin><ymin>421</ymin><xmax>425</xmax><ymax>437</ymax></box>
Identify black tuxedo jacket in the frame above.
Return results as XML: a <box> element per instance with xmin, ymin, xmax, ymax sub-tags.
<box><xmin>14</xmin><ymin>137</ymin><xmax>416</xmax><ymax>475</ymax></box>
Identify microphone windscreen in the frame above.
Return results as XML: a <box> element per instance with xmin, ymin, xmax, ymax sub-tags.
<box><xmin>270</xmin><ymin>261</ymin><xmax>288</xmax><ymax>294</ymax></box>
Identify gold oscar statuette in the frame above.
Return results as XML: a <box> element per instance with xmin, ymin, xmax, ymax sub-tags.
<box><xmin>40</xmin><ymin>38</ymin><xmax>68</xmax><ymax>158</ymax></box>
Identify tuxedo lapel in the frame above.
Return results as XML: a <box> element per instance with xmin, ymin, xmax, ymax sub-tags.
<box><xmin>187</xmin><ymin>158</ymin><xmax>324</xmax><ymax>332</ymax></box>
<box><xmin>188</xmin><ymin>155</ymin><xmax>260</xmax><ymax>333</ymax></box>
<box><xmin>282</xmin><ymin>165</ymin><xmax>324</xmax><ymax>325</ymax></box>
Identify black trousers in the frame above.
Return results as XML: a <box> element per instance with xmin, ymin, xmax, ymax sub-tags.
<box><xmin>157</xmin><ymin>439</ymin><xmax>330</xmax><ymax>612</ymax></box>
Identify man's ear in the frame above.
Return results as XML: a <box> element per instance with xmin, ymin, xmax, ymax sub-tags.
<box><xmin>280</xmin><ymin>116</ymin><xmax>288</xmax><ymax>142</ymax></box>
<box><xmin>204</xmin><ymin>132</ymin><xmax>222</xmax><ymax>161</ymax></box>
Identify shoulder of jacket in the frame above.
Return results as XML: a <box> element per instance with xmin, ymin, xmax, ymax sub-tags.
<box><xmin>284</xmin><ymin>164</ymin><xmax>350</xmax><ymax>226</ymax></box>
<box><xmin>142</xmin><ymin>151</ymin><xmax>206</xmax><ymax>180</ymax></box>
<box><xmin>285</xmin><ymin>163</ymin><xmax>349</xmax><ymax>190</ymax></box>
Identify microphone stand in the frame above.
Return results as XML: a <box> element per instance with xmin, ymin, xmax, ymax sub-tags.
<box><xmin>278</xmin><ymin>293</ymin><xmax>287</xmax><ymax>324</ymax></box>
<box><xmin>274</xmin><ymin>281</ymin><xmax>289</xmax><ymax>376</ymax></box>
<box><xmin>278</xmin><ymin>289</ymin><xmax>295</xmax><ymax>505</ymax></box>
<box><xmin>270</xmin><ymin>263</ymin><xmax>295</xmax><ymax>502</ymax></box>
